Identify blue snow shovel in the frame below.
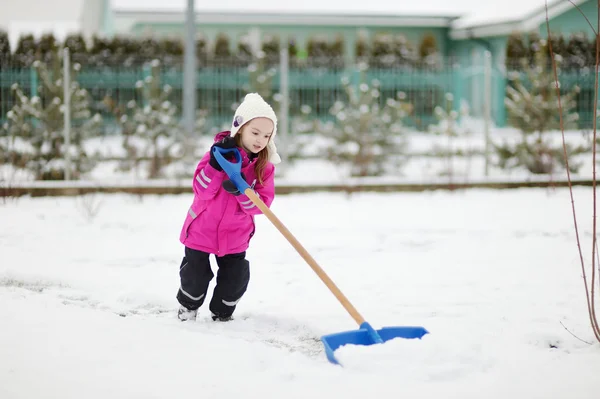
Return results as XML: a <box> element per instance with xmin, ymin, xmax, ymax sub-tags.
<box><xmin>213</xmin><ymin>146</ymin><xmax>429</xmax><ymax>365</ymax></box>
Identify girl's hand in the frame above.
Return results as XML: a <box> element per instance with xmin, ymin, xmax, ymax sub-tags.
<box><xmin>222</xmin><ymin>172</ymin><xmax>247</xmax><ymax>196</ymax></box>
<box><xmin>209</xmin><ymin>136</ymin><xmax>236</xmax><ymax>171</ymax></box>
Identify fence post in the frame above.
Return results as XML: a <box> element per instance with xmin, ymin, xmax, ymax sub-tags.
<box><xmin>279</xmin><ymin>46</ymin><xmax>289</xmax><ymax>165</ymax></box>
<box><xmin>483</xmin><ymin>50</ymin><xmax>492</xmax><ymax>177</ymax></box>
<box><xmin>63</xmin><ymin>47</ymin><xmax>71</xmax><ymax>181</ymax></box>
<box><xmin>183</xmin><ymin>0</ymin><xmax>196</xmax><ymax>137</ymax></box>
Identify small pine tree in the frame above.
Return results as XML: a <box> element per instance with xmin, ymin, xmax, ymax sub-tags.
<box><xmin>429</xmin><ymin>93</ymin><xmax>472</xmax><ymax>177</ymax></box>
<box><xmin>280</xmin><ymin>104</ymin><xmax>330</xmax><ymax>166</ymax></box>
<box><xmin>110</xmin><ymin>35</ymin><xmax>139</xmax><ymax>67</ymax></box>
<box><xmin>196</xmin><ymin>35</ymin><xmax>209</xmax><ymax>66</ymax></box>
<box><xmin>116</xmin><ymin>60</ymin><xmax>184</xmax><ymax>179</ymax></box>
<box><xmin>355</xmin><ymin>35</ymin><xmax>370</xmax><ymax>65</ymax></box>
<box><xmin>0</xmin><ymin>30</ymin><xmax>11</xmax><ymax>68</ymax></box>
<box><xmin>36</xmin><ymin>33</ymin><xmax>59</xmax><ymax>65</ymax></box>
<box><xmin>498</xmin><ymin>52</ymin><xmax>584</xmax><ymax>174</ymax></box>
<box><xmin>213</xmin><ymin>33</ymin><xmax>231</xmax><ymax>65</ymax></box>
<box><xmin>546</xmin><ymin>33</ymin><xmax>567</xmax><ymax>65</ymax></box>
<box><xmin>244</xmin><ymin>52</ymin><xmax>277</xmax><ymax>103</ymax></box>
<box><xmin>527</xmin><ymin>32</ymin><xmax>543</xmax><ymax>67</ymax></box>
<box><xmin>261</xmin><ymin>34</ymin><xmax>280</xmax><ymax>66</ymax></box>
<box><xmin>506</xmin><ymin>32</ymin><xmax>528</xmax><ymax>69</ymax></box>
<box><xmin>315</xmin><ymin>68</ymin><xmax>413</xmax><ymax>176</ymax></box>
<box><xmin>2</xmin><ymin>59</ymin><xmax>102</xmax><ymax>180</ymax></box>
<box><xmin>370</xmin><ymin>33</ymin><xmax>395</xmax><ymax>69</ymax></box>
<box><xmin>306</xmin><ymin>36</ymin><xmax>330</xmax><ymax>68</ymax></box>
<box><xmin>64</xmin><ymin>33</ymin><xmax>89</xmax><ymax>67</ymax></box>
<box><xmin>565</xmin><ymin>33</ymin><xmax>591</xmax><ymax>70</ymax></box>
<box><xmin>138</xmin><ymin>37</ymin><xmax>163</xmax><ymax>65</ymax></box>
<box><xmin>89</xmin><ymin>35</ymin><xmax>112</xmax><ymax>68</ymax></box>
<box><xmin>587</xmin><ymin>35</ymin><xmax>597</xmax><ymax>66</ymax></box>
<box><xmin>288</xmin><ymin>38</ymin><xmax>299</xmax><ymax>67</ymax></box>
<box><xmin>394</xmin><ymin>34</ymin><xmax>417</xmax><ymax>68</ymax></box>
<box><xmin>14</xmin><ymin>34</ymin><xmax>37</xmax><ymax>68</ymax></box>
<box><xmin>161</xmin><ymin>37</ymin><xmax>184</xmax><ymax>67</ymax></box>
<box><xmin>419</xmin><ymin>33</ymin><xmax>439</xmax><ymax>68</ymax></box>
<box><xmin>236</xmin><ymin>35</ymin><xmax>253</xmax><ymax>67</ymax></box>
<box><xmin>329</xmin><ymin>35</ymin><xmax>345</xmax><ymax>69</ymax></box>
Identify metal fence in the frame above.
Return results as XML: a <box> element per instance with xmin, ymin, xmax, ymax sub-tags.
<box><xmin>0</xmin><ymin>51</ymin><xmax>598</xmax><ymax>134</ymax></box>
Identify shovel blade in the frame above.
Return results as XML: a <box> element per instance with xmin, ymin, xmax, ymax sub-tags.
<box><xmin>321</xmin><ymin>322</ymin><xmax>429</xmax><ymax>365</ymax></box>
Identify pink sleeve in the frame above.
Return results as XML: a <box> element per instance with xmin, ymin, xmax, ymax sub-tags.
<box><xmin>235</xmin><ymin>164</ymin><xmax>275</xmax><ymax>215</ymax></box>
<box><xmin>192</xmin><ymin>152</ymin><xmax>226</xmax><ymax>200</ymax></box>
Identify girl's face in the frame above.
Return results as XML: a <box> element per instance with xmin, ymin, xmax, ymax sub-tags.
<box><xmin>239</xmin><ymin>117</ymin><xmax>274</xmax><ymax>155</ymax></box>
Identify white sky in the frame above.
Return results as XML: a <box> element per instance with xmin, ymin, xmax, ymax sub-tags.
<box><xmin>0</xmin><ymin>0</ymin><xmax>83</xmax><ymax>49</ymax></box>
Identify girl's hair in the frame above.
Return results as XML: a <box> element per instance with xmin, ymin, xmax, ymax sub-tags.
<box><xmin>234</xmin><ymin>130</ymin><xmax>270</xmax><ymax>185</ymax></box>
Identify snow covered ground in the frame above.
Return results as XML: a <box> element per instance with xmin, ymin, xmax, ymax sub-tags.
<box><xmin>1</xmin><ymin>187</ymin><xmax>600</xmax><ymax>398</ymax></box>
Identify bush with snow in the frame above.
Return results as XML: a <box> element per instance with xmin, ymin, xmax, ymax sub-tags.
<box><xmin>1</xmin><ymin>57</ymin><xmax>102</xmax><ymax>180</ymax></box>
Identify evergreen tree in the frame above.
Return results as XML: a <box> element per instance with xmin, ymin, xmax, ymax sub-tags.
<box><xmin>329</xmin><ymin>35</ymin><xmax>344</xmax><ymax>69</ymax></box>
<box><xmin>370</xmin><ymin>33</ymin><xmax>395</xmax><ymax>69</ymax></box>
<box><xmin>306</xmin><ymin>36</ymin><xmax>330</xmax><ymax>68</ymax></box>
<box><xmin>0</xmin><ymin>30</ymin><xmax>11</xmax><ymax>68</ymax></box>
<box><xmin>355</xmin><ymin>35</ymin><xmax>370</xmax><ymax>65</ymax></box>
<box><xmin>138</xmin><ymin>37</ymin><xmax>163</xmax><ymax>65</ymax></box>
<box><xmin>236</xmin><ymin>35</ymin><xmax>253</xmax><ymax>67</ymax></box>
<box><xmin>161</xmin><ymin>37</ymin><xmax>184</xmax><ymax>67</ymax></box>
<box><xmin>315</xmin><ymin>68</ymin><xmax>413</xmax><ymax>176</ymax></box>
<box><xmin>244</xmin><ymin>51</ymin><xmax>277</xmax><ymax>103</ymax></box>
<box><xmin>288</xmin><ymin>38</ymin><xmax>299</xmax><ymax>67</ymax></box>
<box><xmin>36</xmin><ymin>33</ymin><xmax>59</xmax><ymax>65</ymax></box>
<box><xmin>64</xmin><ymin>33</ymin><xmax>88</xmax><ymax>67</ymax></box>
<box><xmin>116</xmin><ymin>60</ymin><xmax>185</xmax><ymax>179</ymax></box>
<box><xmin>587</xmin><ymin>35</ymin><xmax>597</xmax><ymax>66</ymax></box>
<box><xmin>14</xmin><ymin>34</ymin><xmax>36</xmax><ymax>68</ymax></box>
<box><xmin>428</xmin><ymin>93</ymin><xmax>472</xmax><ymax>177</ymax></box>
<box><xmin>565</xmin><ymin>33</ymin><xmax>591</xmax><ymax>70</ymax></box>
<box><xmin>2</xmin><ymin>58</ymin><xmax>102</xmax><ymax>180</ymax></box>
<box><xmin>527</xmin><ymin>32</ymin><xmax>543</xmax><ymax>67</ymax></box>
<box><xmin>506</xmin><ymin>32</ymin><xmax>528</xmax><ymax>70</ymax></box>
<box><xmin>261</xmin><ymin>34</ymin><xmax>280</xmax><ymax>66</ymax></box>
<box><xmin>110</xmin><ymin>35</ymin><xmax>139</xmax><ymax>67</ymax></box>
<box><xmin>196</xmin><ymin>36</ymin><xmax>209</xmax><ymax>67</ymax></box>
<box><xmin>89</xmin><ymin>35</ymin><xmax>113</xmax><ymax>68</ymax></box>
<box><xmin>498</xmin><ymin>52</ymin><xmax>584</xmax><ymax>174</ymax></box>
<box><xmin>419</xmin><ymin>33</ymin><xmax>439</xmax><ymax>68</ymax></box>
<box><xmin>394</xmin><ymin>34</ymin><xmax>417</xmax><ymax>68</ymax></box>
<box><xmin>213</xmin><ymin>33</ymin><xmax>231</xmax><ymax>65</ymax></box>
<box><xmin>546</xmin><ymin>33</ymin><xmax>567</xmax><ymax>67</ymax></box>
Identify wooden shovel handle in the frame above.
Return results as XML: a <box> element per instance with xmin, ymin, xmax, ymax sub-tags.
<box><xmin>244</xmin><ymin>188</ymin><xmax>365</xmax><ymax>326</ymax></box>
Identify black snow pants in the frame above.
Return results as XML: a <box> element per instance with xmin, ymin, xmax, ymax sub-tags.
<box><xmin>176</xmin><ymin>246</ymin><xmax>250</xmax><ymax>318</ymax></box>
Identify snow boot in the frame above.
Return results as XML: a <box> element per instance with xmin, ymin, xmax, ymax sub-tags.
<box><xmin>178</xmin><ymin>305</ymin><xmax>197</xmax><ymax>321</ymax></box>
<box><xmin>211</xmin><ymin>312</ymin><xmax>233</xmax><ymax>322</ymax></box>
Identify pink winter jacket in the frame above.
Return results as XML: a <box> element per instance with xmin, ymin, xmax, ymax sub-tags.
<box><xmin>179</xmin><ymin>131</ymin><xmax>276</xmax><ymax>256</ymax></box>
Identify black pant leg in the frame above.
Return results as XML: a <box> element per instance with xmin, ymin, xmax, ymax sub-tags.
<box><xmin>176</xmin><ymin>247</ymin><xmax>214</xmax><ymax>310</ymax></box>
<box><xmin>209</xmin><ymin>251</ymin><xmax>250</xmax><ymax>318</ymax></box>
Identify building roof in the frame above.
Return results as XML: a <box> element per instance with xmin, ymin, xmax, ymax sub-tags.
<box><xmin>113</xmin><ymin>0</ymin><xmax>465</xmax><ymax>17</ymax></box>
<box><xmin>112</xmin><ymin>0</ymin><xmax>579</xmax><ymax>32</ymax></box>
<box><xmin>450</xmin><ymin>0</ymin><xmax>588</xmax><ymax>38</ymax></box>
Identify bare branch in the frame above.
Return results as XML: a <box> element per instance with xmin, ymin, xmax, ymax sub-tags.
<box><xmin>560</xmin><ymin>321</ymin><xmax>594</xmax><ymax>345</ymax></box>
<box><xmin>545</xmin><ymin>0</ymin><xmax>600</xmax><ymax>342</ymax></box>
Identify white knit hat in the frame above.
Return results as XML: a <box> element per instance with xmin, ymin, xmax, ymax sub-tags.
<box><xmin>230</xmin><ymin>93</ymin><xmax>281</xmax><ymax>164</ymax></box>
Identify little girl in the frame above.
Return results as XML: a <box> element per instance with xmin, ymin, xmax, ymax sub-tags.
<box><xmin>176</xmin><ymin>93</ymin><xmax>281</xmax><ymax>322</ymax></box>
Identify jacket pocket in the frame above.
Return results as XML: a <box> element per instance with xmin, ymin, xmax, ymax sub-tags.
<box><xmin>184</xmin><ymin>205</ymin><xmax>206</xmax><ymax>239</ymax></box>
